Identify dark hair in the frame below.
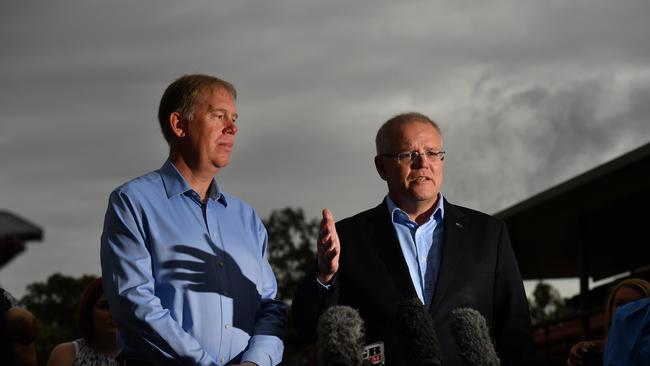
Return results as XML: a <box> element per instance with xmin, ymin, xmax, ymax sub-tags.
<box><xmin>157</xmin><ymin>74</ymin><xmax>237</xmax><ymax>144</ymax></box>
<box><xmin>375</xmin><ymin>112</ymin><xmax>442</xmax><ymax>154</ymax></box>
<box><xmin>76</xmin><ymin>277</ymin><xmax>104</xmax><ymax>341</ymax></box>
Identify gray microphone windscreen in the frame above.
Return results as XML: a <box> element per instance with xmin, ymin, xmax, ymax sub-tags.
<box><xmin>395</xmin><ymin>297</ymin><xmax>442</xmax><ymax>366</ymax></box>
<box><xmin>317</xmin><ymin>305</ymin><xmax>365</xmax><ymax>366</ymax></box>
<box><xmin>451</xmin><ymin>308</ymin><xmax>500</xmax><ymax>366</ymax></box>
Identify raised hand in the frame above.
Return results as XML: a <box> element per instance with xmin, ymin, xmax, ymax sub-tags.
<box><xmin>317</xmin><ymin>208</ymin><xmax>340</xmax><ymax>284</ymax></box>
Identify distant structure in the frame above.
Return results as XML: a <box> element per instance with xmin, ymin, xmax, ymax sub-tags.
<box><xmin>0</xmin><ymin>211</ymin><xmax>43</xmax><ymax>268</ymax></box>
<box><xmin>494</xmin><ymin>141</ymin><xmax>650</xmax><ymax>364</ymax></box>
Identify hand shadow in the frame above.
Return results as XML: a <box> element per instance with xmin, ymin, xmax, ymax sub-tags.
<box><xmin>161</xmin><ymin>234</ymin><xmax>261</xmax><ymax>335</ymax></box>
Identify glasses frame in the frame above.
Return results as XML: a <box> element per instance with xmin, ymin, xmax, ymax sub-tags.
<box><xmin>380</xmin><ymin>150</ymin><xmax>446</xmax><ymax>164</ymax></box>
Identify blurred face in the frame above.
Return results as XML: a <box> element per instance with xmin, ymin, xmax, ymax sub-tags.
<box><xmin>177</xmin><ymin>87</ymin><xmax>238</xmax><ymax>173</ymax></box>
<box><xmin>612</xmin><ymin>286</ymin><xmax>644</xmax><ymax>315</ymax></box>
<box><xmin>93</xmin><ymin>294</ymin><xmax>116</xmax><ymax>337</ymax></box>
<box><xmin>375</xmin><ymin>121</ymin><xmax>444</xmax><ymax>211</ymax></box>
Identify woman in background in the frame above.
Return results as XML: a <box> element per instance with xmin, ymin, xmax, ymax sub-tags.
<box><xmin>567</xmin><ymin>278</ymin><xmax>650</xmax><ymax>366</ymax></box>
<box><xmin>47</xmin><ymin>277</ymin><xmax>117</xmax><ymax>366</ymax></box>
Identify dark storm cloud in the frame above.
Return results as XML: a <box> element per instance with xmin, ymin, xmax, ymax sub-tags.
<box><xmin>442</xmin><ymin>70</ymin><xmax>650</xmax><ymax>213</ymax></box>
<box><xmin>1</xmin><ymin>0</ymin><xmax>650</xmax><ymax>296</ymax></box>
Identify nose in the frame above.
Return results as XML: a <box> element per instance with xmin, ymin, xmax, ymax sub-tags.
<box><xmin>411</xmin><ymin>152</ymin><xmax>426</xmax><ymax>168</ymax></box>
<box><xmin>224</xmin><ymin>116</ymin><xmax>238</xmax><ymax>135</ymax></box>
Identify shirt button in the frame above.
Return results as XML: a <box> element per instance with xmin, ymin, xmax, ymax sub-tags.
<box><xmin>224</xmin><ymin>324</ymin><xmax>230</xmax><ymax>329</ymax></box>
<box><xmin>218</xmin><ymin>262</ymin><xmax>224</xmax><ymax>267</ymax></box>
<box><xmin>219</xmin><ymin>357</ymin><xmax>224</xmax><ymax>363</ymax></box>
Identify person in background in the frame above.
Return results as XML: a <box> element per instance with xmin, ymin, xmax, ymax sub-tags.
<box><xmin>2</xmin><ymin>288</ymin><xmax>40</xmax><ymax>366</ymax></box>
<box><xmin>46</xmin><ymin>277</ymin><xmax>118</xmax><ymax>366</ymax></box>
<box><xmin>567</xmin><ymin>278</ymin><xmax>650</xmax><ymax>366</ymax></box>
<box><xmin>602</xmin><ymin>296</ymin><xmax>650</xmax><ymax>366</ymax></box>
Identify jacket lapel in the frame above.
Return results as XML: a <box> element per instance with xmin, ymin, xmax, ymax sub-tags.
<box><xmin>368</xmin><ymin>200</ymin><xmax>418</xmax><ymax>298</ymax></box>
<box><xmin>430</xmin><ymin>199</ymin><xmax>468</xmax><ymax>313</ymax></box>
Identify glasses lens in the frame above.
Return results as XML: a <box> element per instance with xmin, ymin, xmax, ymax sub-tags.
<box><xmin>394</xmin><ymin>151</ymin><xmax>445</xmax><ymax>163</ymax></box>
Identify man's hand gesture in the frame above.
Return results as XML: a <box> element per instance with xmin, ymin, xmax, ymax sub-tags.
<box><xmin>317</xmin><ymin>208</ymin><xmax>340</xmax><ymax>284</ymax></box>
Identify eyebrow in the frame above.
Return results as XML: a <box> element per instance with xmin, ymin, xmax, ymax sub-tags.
<box><xmin>208</xmin><ymin>107</ymin><xmax>238</xmax><ymax>120</ymax></box>
<box><xmin>399</xmin><ymin>146</ymin><xmax>442</xmax><ymax>151</ymax></box>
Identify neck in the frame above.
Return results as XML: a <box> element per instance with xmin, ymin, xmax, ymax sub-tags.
<box><xmin>87</xmin><ymin>335</ymin><xmax>117</xmax><ymax>357</ymax></box>
<box><xmin>390</xmin><ymin>195</ymin><xmax>440</xmax><ymax>225</ymax></box>
<box><xmin>169</xmin><ymin>150</ymin><xmax>217</xmax><ymax>201</ymax></box>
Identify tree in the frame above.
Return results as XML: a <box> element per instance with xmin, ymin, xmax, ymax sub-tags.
<box><xmin>528</xmin><ymin>280</ymin><xmax>567</xmax><ymax>325</ymax></box>
<box><xmin>263</xmin><ymin>207</ymin><xmax>319</xmax><ymax>365</ymax></box>
<box><xmin>20</xmin><ymin>273</ymin><xmax>97</xmax><ymax>365</ymax></box>
<box><xmin>264</xmin><ymin>207</ymin><xmax>318</xmax><ymax>303</ymax></box>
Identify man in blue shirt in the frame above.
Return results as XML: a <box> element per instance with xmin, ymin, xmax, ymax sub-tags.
<box><xmin>101</xmin><ymin>74</ymin><xmax>286</xmax><ymax>366</ymax></box>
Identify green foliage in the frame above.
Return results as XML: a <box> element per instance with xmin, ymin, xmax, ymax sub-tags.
<box><xmin>264</xmin><ymin>207</ymin><xmax>319</xmax><ymax>365</ymax></box>
<box><xmin>264</xmin><ymin>207</ymin><xmax>318</xmax><ymax>302</ymax></box>
<box><xmin>528</xmin><ymin>280</ymin><xmax>567</xmax><ymax>325</ymax></box>
<box><xmin>20</xmin><ymin>273</ymin><xmax>97</xmax><ymax>366</ymax></box>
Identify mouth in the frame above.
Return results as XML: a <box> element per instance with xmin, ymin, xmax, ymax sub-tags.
<box><xmin>410</xmin><ymin>176</ymin><xmax>432</xmax><ymax>183</ymax></box>
<box><xmin>218</xmin><ymin>142</ymin><xmax>234</xmax><ymax>151</ymax></box>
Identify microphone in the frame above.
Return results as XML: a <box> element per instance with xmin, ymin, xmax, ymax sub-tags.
<box><xmin>394</xmin><ymin>297</ymin><xmax>442</xmax><ymax>366</ymax></box>
<box><xmin>451</xmin><ymin>307</ymin><xmax>501</xmax><ymax>366</ymax></box>
<box><xmin>317</xmin><ymin>305</ymin><xmax>366</xmax><ymax>366</ymax></box>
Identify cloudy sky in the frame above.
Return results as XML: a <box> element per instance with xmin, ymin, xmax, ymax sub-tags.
<box><xmin>1</xmin><ymin>0</ymin><xmax>649</xmax><ymax>298</ymax></box>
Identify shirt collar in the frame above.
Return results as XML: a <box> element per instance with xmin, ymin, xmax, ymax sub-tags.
<box><xmin>386</xmin><ymin>193</ymin><xmax>445</xmax><ymax>225</ymax></box>
<box><xmin>159</xmin><ymin>160</ymin><xmax>227</xmax><ymax>206</ymax></box>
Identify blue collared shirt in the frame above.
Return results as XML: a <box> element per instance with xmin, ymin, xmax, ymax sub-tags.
<box><xmin>386</xmin><ymin>194</ymin><xmax>445</xmax><ymax>307</ymax></box>
<box><xmin>603</xmin><ymin>297</ymin><xmax>650</xmax><ymax>366</ymax></box>
<box><xmin>100</xmin><ymin>160</ymin><xmax>286</xmax><ymax>366</ymax></box>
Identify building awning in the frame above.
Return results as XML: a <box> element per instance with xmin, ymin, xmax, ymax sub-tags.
<box><xmin>495</xmin><ymin>142</ymin><xmax>650</xmax><ymax>281</ymax></box>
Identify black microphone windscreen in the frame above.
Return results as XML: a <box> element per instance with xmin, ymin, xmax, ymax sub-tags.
<box><xmin>395</xmin><ymin>297</ymin><xmax>442</xmax><ymax>366</ymax></box>
<box><xmin>451</xmin><ymin>307</ymin><xmax>500</xmax><ymax>366</ymax></box>
<box><xmin>317</xmin><ymin>305</ymin><xmax>365</xmax><ymax>366</ymax></box>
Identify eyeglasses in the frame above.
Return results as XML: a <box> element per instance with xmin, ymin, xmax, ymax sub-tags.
<box><xmin>380</xmin><ymin>150</ymin><xmax>446</xmax><ymax>164</ymax></box>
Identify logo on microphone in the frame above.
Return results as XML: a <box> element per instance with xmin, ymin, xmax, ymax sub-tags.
<box><xmin>362</xmin><ymin>342</ymin><xmax>385</xmax><ymax>365</ymax></box>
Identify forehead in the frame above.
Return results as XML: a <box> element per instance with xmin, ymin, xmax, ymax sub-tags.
<box><xmin>390</xmin><ymin>121</ymin><xmax>441</xmax><ymax>146</ymax></box>
<box><xmin>197</xmin><ymin>87</ymin><xmax>237</xmax><ymax>109</ymax></box>
<box><xmin>615</xmin><ymin>286</ymin><xmax>643</xmax><ymax>301</ymax></box>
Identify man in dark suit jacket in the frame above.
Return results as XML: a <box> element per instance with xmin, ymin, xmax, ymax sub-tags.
<box><xmin>292</xmin><ymin>112</ymin><xmax>536</xmax><ymax>365</ymax></box>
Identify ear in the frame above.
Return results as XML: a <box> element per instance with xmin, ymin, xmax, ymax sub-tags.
<box><xmin>374</xmin><ymin>156</ymin><xmax>388</xmax><ymax>181</ymax></box>
<box><xmin>169</xmin><ymin>112</ymin><xmax>186</xmax><ymax>138</ymax></box>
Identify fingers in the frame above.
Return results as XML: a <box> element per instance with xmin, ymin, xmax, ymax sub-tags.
<box><xmin>318</xmin><ymin>208</ymin><xmax>338</xmax><ymax>248</ymax></box>
<box><xmin>322</xmin><ymin>208</ymin><xmax>334</xmax><ymax>223</ymax></box>
<box><xmin>317</xmin><ymin>208</ymin><xmax>340</xmax><ymax>282</ymax></box>
<box><xmin>568</xmin><ymin>341</ymin><xmax>587</xmax><ymax>366</ymax></box>
<box><xmin>319</xmin><ymin>209</ymin><xmax>335</xmax><ymax>238</ymax></box>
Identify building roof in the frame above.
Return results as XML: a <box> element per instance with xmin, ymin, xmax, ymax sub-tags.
<box><xmin>495</xmin><ymin>142</ymin><xmax>650</xmax><ymax>280</ymax></box>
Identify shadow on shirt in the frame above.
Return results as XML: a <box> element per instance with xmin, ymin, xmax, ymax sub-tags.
<box><xmin>161</xmin><ymin>236</ymin><xmax>261</xmax><ymax>336</ymax></box>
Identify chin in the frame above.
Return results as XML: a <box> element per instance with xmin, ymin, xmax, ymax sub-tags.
<box><xmin>211</xmin><ymin>160</ymin><xmax>230</xmax><ymax>169</ymax></box>
<box><xmin>409</xmin><ymin>188</ymin><xmax>437</xmax><ymax>201</ymax></box>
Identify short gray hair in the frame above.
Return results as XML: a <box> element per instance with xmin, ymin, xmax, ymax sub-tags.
<box><xmin>375</xmin><ymin>112</ymin><xmax>442</xmax><ymax>154</ymax></box>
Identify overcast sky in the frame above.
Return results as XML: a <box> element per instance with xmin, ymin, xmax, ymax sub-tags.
<box><xmin>1</xmin><ymin>0</ymin><xmax>649</xmax><ymax>299</ymax></box>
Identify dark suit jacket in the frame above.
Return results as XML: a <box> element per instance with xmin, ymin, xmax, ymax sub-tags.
<box><xmin>292</xmin><ymin>198</ymin><xmax>536</xmax><ymax>365</ymax></box>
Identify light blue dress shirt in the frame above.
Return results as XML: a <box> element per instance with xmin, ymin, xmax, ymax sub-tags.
<box><xmin>100</xmin><ymin>160</ymin><xmax>286</xmax><ymax>366</ymax></box>
<box><xmin>386</xmin><ymin>194</ymin><xmax>445</xmax><ymax>307</ymax></box>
